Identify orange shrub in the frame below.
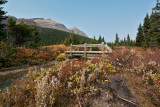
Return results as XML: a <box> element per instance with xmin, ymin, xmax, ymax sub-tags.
<box><xmin>10</xmin><ymin>45</ymin><xmax>68</xmax><ymax>66</ymax></box>
<box><xmin>13</xmin><ymin>47</ymin><xmax>36</xmax><ymax>58</ymax></box>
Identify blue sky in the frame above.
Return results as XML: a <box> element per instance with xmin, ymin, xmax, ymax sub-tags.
<box><xmin>4</xmin><ymin>0</ymin><xmax>156</xmax><ymax>42</ymax></box>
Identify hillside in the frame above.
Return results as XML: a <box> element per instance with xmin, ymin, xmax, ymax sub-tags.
<box><xmin>37</xmin><ymin>27</ymin><xmax>91</xmax><ymax>46</ymax></box>
<box><xmin>4</xmin><ymin>16</ymin><xmax>91</xmax><ymax>46</ymax></box>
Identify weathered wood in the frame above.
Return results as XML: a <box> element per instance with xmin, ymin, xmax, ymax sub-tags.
<box><xmin>72</xmin><ymin>44</ymin><xmax>102</xmax><ymax>47</ymax></box>
<box><xmin>102</xmin><ymin>42</ymin><xmax>104</xmax><ymax>53</ymax></box>
<box><xmin>84</xmin><ymin>43</ymin><xmax>87</xmax><ymax>58</ymax></box>
<box><xmin>70</xmin><ymin>44</ymin><xmax>73</xmax><ymax>58</ymax></box>
<box><xmin>65</xmin><ymin>51</ymin><xmax>108</xmax><ymax>54</ymax></box>
<box><xmin>90</xmin><ymin>47</ymin><xmax>92</xmax><ymax>51</ymax></box>
<box><xmin>65</xmin><ymin>42</ymin><xmax>112</xmax><ymax>58</ymax></box>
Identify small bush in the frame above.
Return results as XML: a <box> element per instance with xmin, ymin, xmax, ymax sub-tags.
<box><xmin>56</xmin><ymin>54</ymin><xmax>66</xmax><ymax>61</ymax></box>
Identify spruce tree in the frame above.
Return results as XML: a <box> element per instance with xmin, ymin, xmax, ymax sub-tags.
<box><xmin>98</xmin><ymin>35</ymin><xmax>102</xmax><ymax>43</ymax></box>
<box><xmin>102</xmin><ymin>37</ymin><xmax>105</xmax><ymax>43</ymax></box>
<box><xmin>72</xmin><ymin>34</ymin><xmax>77</xmax><ymax>45</ymax></box>
<box><xmin>114</xmin><ymin>33</ymin><xmax>119</xmax><ymax>46</ymax></box>
<box><xmin>123</xmin><ymin>37</ymin><xmax>126</xmax><ymax>46</ymax></box>
<box><xmin>143</xmin><ymin>13</ymin><xmax>151</xmax><ymax>47</ymax></box>
<box><xmin>149</xmin><ymin>0</ymin><xmax>160</xmax><ymax>47</ymax></box>
<box><xmin>92</xmin><ymin>36</ymin><xmax>97</xmax><ymax>44</ymax></box>
<box><xmin>148</xmin><ymin>12</ymin><xmax>159</xmax><ymax>47</ymax></box>
<box><xmin>136</xmin><ymin>24</ymin><xmax>144</xmax><ymax>47</ymax></box>
<box><xmin>127</xmin><ymin>34</ymin><xmax>131</xmax><ymax>46</ymax></box>
<box><xmin>143</xmin><ymin>13</ymin><xmax>151</xmax><ymax>35</ymax></box>
<box><xmin>0</xmin><ymin>0</ymin><xmax>7</xmax><ymax>41</ymax></box>
<box><xmin>77</xmin><ymin>35</ymin><xmax>80</xmax><ymax>44</ymax></box>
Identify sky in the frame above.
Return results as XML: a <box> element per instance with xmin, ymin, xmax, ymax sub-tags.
<box><xmin>3</xmin><ymin>0</ymin><xmax>156</xmax><ymax>42</ymax></box>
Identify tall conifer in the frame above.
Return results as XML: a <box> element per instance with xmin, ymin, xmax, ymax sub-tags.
<box><xmin>0</xmin><ymin>0</ymin><xmax>7</xmax><ymax>41</ymax></box>
<box><xmin>136</xmin><ymin>24</ymin><xmax>144</xmax><ymax>47</ymax></box>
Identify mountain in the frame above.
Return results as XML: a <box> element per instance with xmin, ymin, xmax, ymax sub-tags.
<box><xmin>5</xmin><ymin>16</ymin><xmax>88</xmax><ymax>37</ymax></box>
<box><xmin>33</xmin><ymin>18</ymin><xmax>70</xmax><ymax>32</ymax></box>
<box><xmin>69</xmin><ymin>27</ymin><xmax>87</xmax><ymax>37</ymax></box>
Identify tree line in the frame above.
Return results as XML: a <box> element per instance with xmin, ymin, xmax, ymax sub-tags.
<box><xmin>136</xmin><ymin>1</ymin><xmax>160</xmax><ymax>48</ymax></box>
<box><xmin>108</xmin><ymin>33</ymin><xmax>136</xmax><ymax>49</ymax></box>
<box><xmin>109</xmin><ymin>1</ymin><xmax>160</xmax><ymax>49</ymax></box>
<box><xmin>64</xmin><ymin>34</ymin><xmax>105</xmax><ymax>45</ymax></box>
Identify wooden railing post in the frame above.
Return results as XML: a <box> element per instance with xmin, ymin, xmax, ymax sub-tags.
<box><xmin>70</xmin><ymin>44</ymin><xmax>73</xmax><ymax>58</ymax></box>
<box><xmin>90</xmin><ymin>47</ymin><xmax>92</xmax><ymax>51</ymax></box>
<box><xmin>102</xmin><ymin>42</ymin><xmax>104</xmax><ymax>58</ymax></box>
<box><xmin>102</xmin><ymin>42</ymin><xmax>104</xmax><ymax>53</ymax></box>
<box><xmin>84</xmin><ymin>43</ymin><xmax>87</xmax><ymax>58</ymax></box>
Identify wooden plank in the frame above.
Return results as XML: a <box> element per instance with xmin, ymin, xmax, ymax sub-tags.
<box><xmin>65</xmin><ymin>51</ymin><xmax>108</xmax><ymax>54</ymax></box>
<box><xmin>72</xmin><ymin>44</ymin><xmax>102</xmax><ymax>47</ymax></box>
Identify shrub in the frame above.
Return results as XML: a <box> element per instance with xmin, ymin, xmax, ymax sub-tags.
<box><xmin>0</xmin><ymin>57</ymin><xmax>115</xmax><ymax>106</ymax></box>
<box><xmin>56</xmin><ymin>54</ymin><xmax>66</xmax><ymax>61</ymax></box>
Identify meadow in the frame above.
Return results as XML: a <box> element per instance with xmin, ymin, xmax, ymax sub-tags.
<box><xmin>0</xmin><ymin>46</ymin><xmax>160</xmax><ymax>106</ymax></box>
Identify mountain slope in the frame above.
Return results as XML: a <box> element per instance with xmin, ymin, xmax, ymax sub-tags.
<box><xmin>5</xmin><ymin>16</ymin><xmax>88</xmax><ymax>37</ymax></box>
<box><xmin>69</xmin><ymin>27</ymin><xmax>87</xmax><ymax>37</ymax></box>
<box><xmin>37</xmin><ymin>27</ymin><xmax>91</xmax><ymax>46</ymax></box>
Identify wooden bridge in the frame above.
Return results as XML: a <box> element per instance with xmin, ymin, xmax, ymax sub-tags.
<box><xmin>65</xmin><ymin>42</ymin><xmax>112</xmax><ymax>58</ymax></box>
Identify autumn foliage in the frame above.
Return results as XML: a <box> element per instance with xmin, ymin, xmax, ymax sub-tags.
<box><xmin>3</xmin><ymin>45</ymin><xmax>68</xmax><ymax>67</ymax></box>
<box><xmin>109</xmin><ymin>46</ymin><xmax>160</xmax><ymax>106</ymax></box>
<box><xmin>0</xmin><ymin>46</ymin><xmax>160</xmax><ymax>106</ymax></box>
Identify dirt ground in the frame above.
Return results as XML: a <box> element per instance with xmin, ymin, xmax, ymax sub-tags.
<box><xmin>89</xmin><ymin>76</ymin><xmax>139</xmax><ymax>107</ymax></box>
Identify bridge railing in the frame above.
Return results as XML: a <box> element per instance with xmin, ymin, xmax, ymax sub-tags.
<box><xmin>66</xmin><ymin>42</ymin><xmax>112</xmax><ymax>54</ymax></box>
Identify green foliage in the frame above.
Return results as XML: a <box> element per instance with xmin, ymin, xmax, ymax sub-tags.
<box><xmin>38</xmin><ymin>27</ymin><xmax>71</xmax><ymax>46</ymax></box>
<box><xmin>0</xmin><ymin>0</ymin><xmax>7</xmax><ymax>41</ymax></box>
<box><xmin>91</xmin><ymin>36</ymin><xmax>98</xmax><ymax>44</ymax></box>
<box><xmin>112</xmin><ymin>33</ymin><xmax>136</xmax><ymax>47</ymax></box>
<box><xmin>127</xmin><ymin>34</ymin><xmax>131</xmax><ymax>46</ymax></box>
<box><xmin>98</xmin><ymin>35</ymin><xmax>102</xmax><ymax>43</ymax></box>
<box><xmin>108</xmin><ymin>42</ymin><xmax>114</xmax><ymax>49</ymax></box>
<box><xmin>64</xmin><ymin>33</ymin><xmax>92</xmax><ymax>45</ymax></box>
<box><xmin>136</xmin><ymin>24</ymin><xmax>144</xmax><ymax>47</ymax></box>
<box><xmin>7</xmin><ymin>18</ymin><xmax>40</xmax><ymax>47</ymax></box>
<box><xmin>148</xmin><ymin>12</ymin><xmax>160</xmax><ymax>47</ymax></box>
<box><xmin>0</xmin><ymin>41</ymin><xmax>16</xmax><ymax>67</ymax></box>
<box><xmin>114</xmin><ymin>33</ymin><xmax>119</xmax><ymax>46</ymax></box>
<box><xmin>136</xmin><ymin>2</ymin><xmax>160</xmax><ymax>48</ymax></box>
<box><xmin>97</xmin><ymin>35</ymin><xmax>105</xmax><ymax>44</ymax></box>
<box><xmin>143</xmin><ymin>13</ymin><xmax>151</xmax><ymax>48</ymax></box>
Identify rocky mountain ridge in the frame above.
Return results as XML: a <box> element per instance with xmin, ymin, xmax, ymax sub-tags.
<box><xmin>5</xmin><ymin>16</ymin><xmax>88</xmax><ymax>37</ymax></box>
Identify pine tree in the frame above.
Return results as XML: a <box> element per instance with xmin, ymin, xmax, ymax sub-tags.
<box><xmin>0</xmin><ymin>0</ymin><xmax>7</xmax><ymax>41</ymax></box>
<box><xmin>114</xmin><ymin>33</ymin><xmax>119</xmax><ymax>46</ymax></box>
<box><xmin>123</xmin><ymin>37</ymin><xmax>126</xmax><ymax>46</ymax></box>
<box><xmin>136</xmin><ymin>24</ymin><xmax>144</xmax><ymax>47</ymax></box>
<box><xmin>77</xmin><ymin>35</ymin><xmax>80</xmax><ymax>44</ymax></box>
<box><xmin>143</xmin><ymin>13</ymin><xmax>151</xmax><ymax>35</ymax></box>
<box><xmin>143</xmin><ymin>13</ymin><xmax>151</xmax><ymax>47</ymax></box>
<box><xmin>149</xmin><ymin>12</ymin><xmax>160</xmax><ymax>47</ymax></box>
<box><xmin>102</xmin><ymin>37</ymin><xmax>105</xmax><ymax>43</ymax></box>
<box><xmin>146</xmin><ymin>0</ymin><xmax>160</xmax><ymax>47</ymax></box>
<box><xmin>127</xmin><ymin>34</ymin><xmax>131</xmax><ymax>46</ymax></box>
<box><xmin>92</xmin><ymin>36</ymin><xmax>97</xmax><ymax>44</ymax></box>
<box><xmin>98</xmin><ymin>35</ymin><xmax>102</xmax><ymax>43</ymax></box>
<box><xmin>7</xmin><ymin>19</ymin><xmax>38</xmax><ymax>46</ymax></box>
